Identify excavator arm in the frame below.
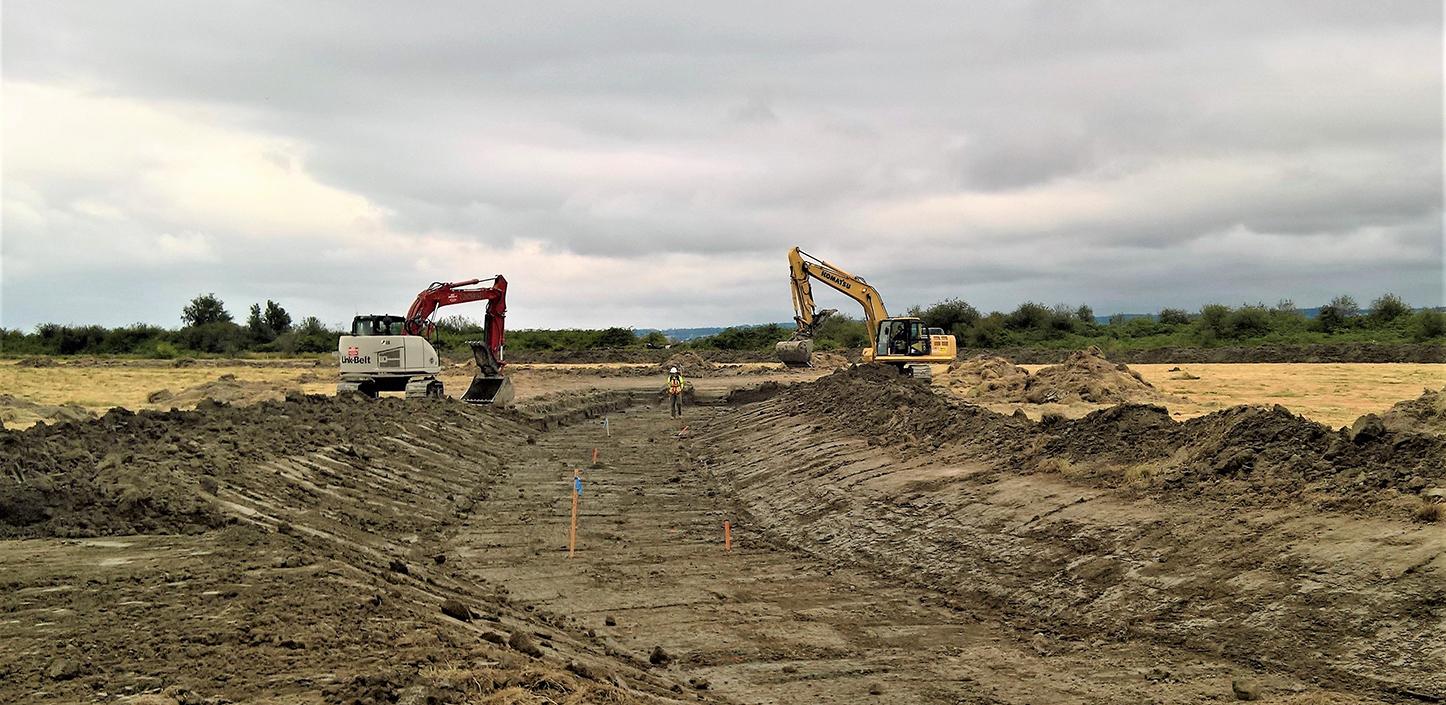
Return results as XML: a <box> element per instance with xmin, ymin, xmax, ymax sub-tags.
<box><xmin>777</xmin><ymin>248</ymin><xmax>890</xmax><ymax>366</ymax></box>
<box><xmin>401</xmin><ymin>276</ymin><xmax>513</xmax><ymax>404</ymax></box>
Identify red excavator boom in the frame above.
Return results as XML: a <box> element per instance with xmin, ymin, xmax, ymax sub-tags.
<box><xmin>402</xmin><ymin>276</ymin><xmax>508</xmax><ymax>373</ymax></box>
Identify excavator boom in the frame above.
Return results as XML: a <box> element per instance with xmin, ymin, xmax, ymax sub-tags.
<box><xmin>777</xmin><ymin>248</ymin><xmax>888</xmax><ymax>366</ymax></box>
<box><xmin>776</xmin><ymin>247</ymin><xmax>956</xmax><ymax>375</ymax></box>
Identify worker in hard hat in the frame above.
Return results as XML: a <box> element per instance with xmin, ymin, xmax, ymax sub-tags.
<box><xmin>667</xmin><ymin>366</ymin><xmax>686</xmax><ymax>418</ymax></box>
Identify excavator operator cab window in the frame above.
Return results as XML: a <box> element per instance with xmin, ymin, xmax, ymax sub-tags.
<box><xmin>906</xmin><ymin>321</ymin><xmax>929</xmax><ymax>355</ymax></box>
<box><xmin>877</xmin><ymin>320</ymin><xmax>931</xmax><ymax>357</ymax></box>
<box><xmin>351</xmin><ymin>316</ymin><xmax>405</xmax><ymax>337</ymax></box>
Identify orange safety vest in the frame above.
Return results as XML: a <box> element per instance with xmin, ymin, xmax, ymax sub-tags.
<box><xmin>668</xmin><ymin>374</ymin><xmax>684</xmax><ymax>395</ymax></box>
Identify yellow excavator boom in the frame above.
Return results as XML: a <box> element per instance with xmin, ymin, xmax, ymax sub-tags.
<box><xmin>776</xmin><ymin>246</ymin><xmax>957</xmax><ymax>375</ymax></box>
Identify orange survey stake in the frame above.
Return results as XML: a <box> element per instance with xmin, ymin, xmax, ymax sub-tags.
<box><xmin>724</xmin><ymin>520</ymin><xmax>732</xmax><ymax>552</ymax></box>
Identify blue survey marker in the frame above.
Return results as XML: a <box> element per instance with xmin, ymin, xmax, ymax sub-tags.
<box><xmin>574</xmin><ymin>476</ymin><xmax>583</xmax><ymax>496</ymax></box>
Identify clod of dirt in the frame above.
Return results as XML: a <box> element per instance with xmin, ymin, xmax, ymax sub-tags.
<box><xmin>432</xmin><ymin>553</ymin><xmax>446</xmax><ymax>565</ymax></box>
<box><xmin>480</xmin><ymin>631</ymin><xmax>506</xmax><ymax>645</ymax></box>
<box><xmin>1350</xmin><ymin>414</ymin><xmax>1386</xmax><ymax>443</ymax></box>
<box><xmin>148</xmin><ymin>389</ymin><xmax>175</xmax><ymax>404</ymax></box>
<box><xmin>1380</xmin><ymin>387</ymin><xmax>1446</xmax><ymax>436</ymax></box>
<box><xmin>508</xmin><ymin>630</ymin><xmax>544</xmax><ymax>657</ymax></box>
<box><xmin>648</xmin><ymin>645</ymin><xmax>673</xmax><ymax>666</ymax></box>
<box><xmin>604</xmin><ymin>615</ymin><xmax>617</xmax><ymax>626</ymax></box>
<box><xmin>868</xmin><ymin>682</ymin><xmax>885</xmax><ymax>695</ymax></box>
<box><xmin>565</xmin><ymin>659</ymin><xmax>608</xmax><ymax>681</ymax></box>
<box><xmin>1025</xmin><ymin>347</ymin><xmax>1161</xmax><ymax>404</ymax></box>
<box><xmin>439</xmin><ymin>599</ymin><xmax>472</xmax><ymax>622</ymax></box>
<box><xmin>1231</xmin><ymin>677</ymin><xmax>1262</xmax><ymax>701</ymax></box>
<box><xmin>45</xmin><ymin>658</ymin><xmax>82</xmax><ymax>681</ymax></box>
<box><xmin>388</xmin><ymin>559</ymin><xmax>409</xmax><ymax>575</ymax></box>
<box><xmin>688</xmin><ymin>676</ymin><xmax>710</xmax><ymax>690</ymax></box>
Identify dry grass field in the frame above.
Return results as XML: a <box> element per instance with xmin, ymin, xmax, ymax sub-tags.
<box><xmin>1</xmin><ymin>358</ymin><xmax>1440</xmax><ymax>430</ymax></box>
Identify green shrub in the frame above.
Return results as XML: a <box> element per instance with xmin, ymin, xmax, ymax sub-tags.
<box><xmin>1409</xmin><ymin>310</ymin><xmax>1445</xmax><ymax>341</ymax></box>
<box><xmin>1368</xmin><ymin>293</ymin><xmax>1410</xmax><ymax>325</ymax></box>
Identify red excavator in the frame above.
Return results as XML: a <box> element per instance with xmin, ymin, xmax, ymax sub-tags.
<box><xmin>337</xmin><ymin>276</ymin><xmax>514</xmax><ymax>405</ymax></box>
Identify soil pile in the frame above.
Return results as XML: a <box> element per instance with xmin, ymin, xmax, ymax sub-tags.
<box><xmin>940</xmin><ymin>355</ymin><xmax>1030</xmax><ymax>399</ymax></box>
<box><xmin>775</xmin><ymin>364</ymin><xmax>1030</xmax><ymax>452</ymax></box>
<box><xmin>1379</xmin><ymin>387</ymin><xmax>1446</xmax><ymax>436</ymax></box>
<box><xmin>808</xmin><ymin>351</ymin><xmax>851</xmax><ymax>369</ymax></box>
<box><xmin>0</xmin><ymin>394</ymin><xmax>94</xmax><ymax>427</ymax></box>
<box><xmin>1023</xmin><ymin>346</ymin><xmax>1161</xmax><ymax>404</ymax></box>
<box><xmin>148</xmin><ymin>374</ymin><xmax>299</xmax><ymax>407</ymax></box>
<box><xmin>659</xmin><ymin>351</ymin><xmax>718</xmax><ymax>375</ymax></box>
<box><xmin>15</xmin><ymin>357</ymin><xmax>59</xmax><ymax>368</ymax></box>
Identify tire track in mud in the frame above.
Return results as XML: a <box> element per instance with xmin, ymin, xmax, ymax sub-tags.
<box><xmin>447</xmin><ymin>402</ymin><xmax>1358</xmax><ymax>704</ymax></box>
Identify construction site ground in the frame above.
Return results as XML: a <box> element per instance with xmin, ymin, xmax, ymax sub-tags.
<box><xmin>2</xmin><ymin>357</ymin><xmax>1443</xmax><ymax>704</ymax></box>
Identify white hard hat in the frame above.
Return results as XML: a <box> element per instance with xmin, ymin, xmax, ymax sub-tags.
<box><xmin>670</xmin><ymin>367</ymin><xmax>678</xmax><ymax>373</ymax></box>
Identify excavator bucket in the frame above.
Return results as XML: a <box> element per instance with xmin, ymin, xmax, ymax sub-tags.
<box><xmin>775</xmin><ymin>339</ymin><xmax>814</xmax><ymax>367</ymax></box>
<box><xmin>461</xmin><ymin>339</ymin><xmax>514</xmax><ymax>406</ymax></box>
<box><xmin>461</xmin><ymin>374</ymin><xmax>514</xmax><ymax>406</ymax></box>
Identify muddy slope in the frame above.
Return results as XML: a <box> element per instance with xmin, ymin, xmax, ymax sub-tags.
<box><xmin>698</xmin><ymin>366</ymin><xmax>1446</xmax><ymax>699</ymax></box>
<box><xmin>0</xmin><ymin>393</ymin><xmax>723</xmax><ymax>704</ymax></box>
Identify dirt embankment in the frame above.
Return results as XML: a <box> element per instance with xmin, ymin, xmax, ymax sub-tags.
<box><xmin>1378</xmin><ymin>387</ymin><xmax>1446</xmax><ymax>437</ymax></box>
<box><xmin>699</xmin><ymin>366</ymin><xmax>1446</xmax><ymax>699</ymax></box>
<box><xmin>959</xmin><ymin>342</ymin><xmax>1446</xmax><ymax>364</ymax></box>
<box><xmin>0</xmin><ymin>395</ymin><xmax>727</xmax><ymax>704</ymax></box>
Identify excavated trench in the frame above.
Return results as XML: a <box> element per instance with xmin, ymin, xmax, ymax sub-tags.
<box><xmin>1</xmin><ymin>369</ymin><xmax>1442</xmax><ymax>704</ymax></box>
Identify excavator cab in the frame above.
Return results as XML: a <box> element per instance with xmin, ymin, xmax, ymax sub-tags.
<box><xmin>351</xmin><ymin>315</ymin><xmax>406</xmax><ymax>336</ymax></box>
<box><xmin>877</xmin><ymin>318</ymin><xmax>931</xmax><ymax>358</ymax></box>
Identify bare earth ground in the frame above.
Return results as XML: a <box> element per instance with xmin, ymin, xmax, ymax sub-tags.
<box><xmin>1</xmin><ymin>357</ymin><xmax>1442</xmax><ymax>703</ymax></box>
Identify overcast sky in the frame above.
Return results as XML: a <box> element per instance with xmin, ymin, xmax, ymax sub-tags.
<box><xmin>2</xmin><ymin>1</ymin><xmax>1442</xmax><ymax>331</ymax></box>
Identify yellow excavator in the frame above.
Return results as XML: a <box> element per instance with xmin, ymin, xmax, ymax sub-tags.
<box><xmin>775</xmin><ymin>247</ymin><xmax>956</xmax><ymax>378</ymax></box>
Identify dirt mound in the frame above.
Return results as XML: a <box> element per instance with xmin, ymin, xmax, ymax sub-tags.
<box><xmin>1379</xmin><ymin>387</ymin><xmax>1446</xmax><ymax>436</ymax></box>
<box><xmin>940</xmin><ymin>355</ymin><xmax>1030</xmax><ymax>399</ymax></box>
<box><xmin>808</xmin><ymin>351</ymin><xmax>851</xmax><ymax>369</ymax></box>
<box><xmin>15</xmin><ymin>356</ymin><xmax>59</xmax><ymax>367</ymax></box>
<box><xmin>778</xmin><ymin>364</ymin><xmax>1030</xmax><ymax>452</ymax></box>
<box><xmin>0</xmin><ymin>394</ymin><xmax>94</xmax><ymax>428</ymax></box>
<box><xmin>148</xmin><ymin>374</ymin><xmax>299</xmax><ymax>408</ymax></box>
<box><xmin>1024</xmin><ymin>346</ymin><xmax>1160</xmax><ymax>404</ymax></box>
<box><xmin>660</xmin><ymin>351</ymin><xmax>717</xmax><ymax>375</ymax></box>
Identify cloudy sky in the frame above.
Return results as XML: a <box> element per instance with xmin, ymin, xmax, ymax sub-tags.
<box><xmin>2</xmin><ymin>1</ymin><xmax>1441</xmax><ymax>331</ymax></box>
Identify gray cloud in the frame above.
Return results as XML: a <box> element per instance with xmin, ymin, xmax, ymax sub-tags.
<box><xmin>2</xmin><ymin>1</ymin><xmax>1441</xmax><ymax>330</ymax></box>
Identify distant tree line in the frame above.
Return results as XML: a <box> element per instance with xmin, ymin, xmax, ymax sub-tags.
<box><xmin>688</xmin><ymin>293</ymin><xmax>1444</xmax><ymax>351</ymax></box>
<box><xmin>2</xmin><ymin>294</ymin><xmax>340</xmax><ymax>357</ymax></box>
<box><xmin>2</xmin><ymin>292</ymin><xmax>1440</xmax><ymax>357</ymax></box>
